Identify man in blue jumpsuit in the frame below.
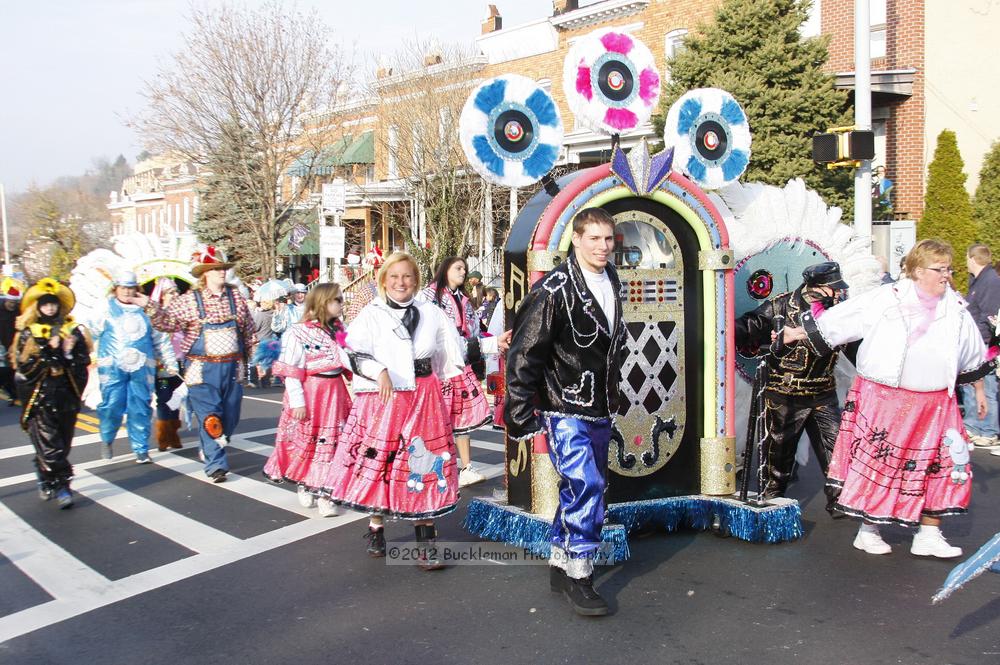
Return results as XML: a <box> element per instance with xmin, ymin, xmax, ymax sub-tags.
<box><xmin>97</xmin><ymin>270</ymin><xmax>174</xmax><ymax>463</ymax></box>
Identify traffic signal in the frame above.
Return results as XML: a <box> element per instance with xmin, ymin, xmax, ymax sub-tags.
<box><xmin>812</xmin><ymin>129</ymin><xmax>875</xmax><ymax>167</ymax></box>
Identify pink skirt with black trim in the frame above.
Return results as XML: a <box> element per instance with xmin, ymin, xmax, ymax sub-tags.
<box><xmin>442</xmin><ymin>365</ymin><xmax>491</xmax><ymax>434</ymax></box>
<box><xmin>263</xmin><ymin>375</ymin><xmax>352</xmax><ymax>485</ymax></box>
<box><xmin>321</xmin><ymin>375</ymin><xmax>459</xmax><ymax>519</ymax></box>
<box><xmin>827</xmin><ymin>377</ymin><xmax>971</xmax><ymax>526</ymax></box>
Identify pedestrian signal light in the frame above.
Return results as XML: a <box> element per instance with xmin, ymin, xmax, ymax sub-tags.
<box><xmin>812</xmin><ymin>129</ymin><xmax>875</xmax><ymax>168</ymax></box>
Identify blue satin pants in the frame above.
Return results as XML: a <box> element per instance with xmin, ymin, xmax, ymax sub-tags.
<box><xmin>98</xmin><ymin>366</ymin><xmax>153</xmax><ymax>454</ymax></box>
<box><xmin>542</xmin><ymin>414</ymin><xmax>611</xmax><ymax>559</ymax></box>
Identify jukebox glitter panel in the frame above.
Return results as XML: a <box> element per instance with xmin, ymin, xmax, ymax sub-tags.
<box><xmin>603</xmin><ymin>198</ymin><xmax>702</xmax><ymax>502</ymax></box>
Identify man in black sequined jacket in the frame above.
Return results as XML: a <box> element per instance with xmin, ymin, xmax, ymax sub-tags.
<box><xmin>736</xmin><ymin>262</ymin><xmax>855</xmax><ymax>502</ymax></box>
<box><xmin>505</xmin><ymin>208</ymin><xmax>626</xmax><ymax>617</ymax></box>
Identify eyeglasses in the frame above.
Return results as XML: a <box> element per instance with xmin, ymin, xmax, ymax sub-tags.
<box><xmin>922</xmin><ymin>266</ymin><xmax>955</xmax><ymax>276</ymax></box>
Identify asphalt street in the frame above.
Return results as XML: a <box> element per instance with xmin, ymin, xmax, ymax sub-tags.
<box><xmin>1</xmin><ymin>388</ymin><xmax>999</xmax><ymax>665</ymax></box>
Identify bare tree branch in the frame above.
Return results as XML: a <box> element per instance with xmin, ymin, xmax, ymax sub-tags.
<box><xmin>130</xmin><ymin>1</ymin><xmax>352</xmax><ymax>278</ymax></box>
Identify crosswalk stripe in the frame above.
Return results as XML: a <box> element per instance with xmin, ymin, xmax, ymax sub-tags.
<box><xmin>471</xmin><ymin>439</ymin><xmax>504</xmax><ymax>453</ymax></box>
<box><xmin>231</xmin><ymin>427</ymin><xmax>279</xmax><ymax>439</ymax></box>
<box><xmin>242</xmin><ymin>395</ymin><xmax>283</xmax><ymax>405</ymax></box>
<box><xmin>0</xmin><ymin>501</ymin><xmax>110</xmax><ymax>601</ymax></box>
<box><xmin>152</xmin><ymin>452</ymin><xmax>317</xmax><ymax>518</ymax></box>
<box><xmin>0</xmin><ymin>510</ymin><xmax>367</xmax><ymax>644</ymax></box>
<box><xmin>0</xmin><ymin>423</ymin><xmax>506</xmax><ymax>642</ymax></box>
<box><xmin>0</xmin><ymin>430</ymin><xmax>125</xmax><ymax>461</ymax></box>
<box><xmin>200</xmin><ymin>428</ymin><xmax>501</xmax><ymax>459</ymax></box>
<box><xmin>71</xmin><ymin>469</ymin><xmax>242</xmax><ymax>553</ymax></box>
<box><xmin>226</xmin><ymin>437</ymin><xmax>274</xmax><ymax>457</ymax></box>
<box><xmin>479</xmin><ymin>462</ymin><xmax>505</xmax><ymax>480</ymax></box>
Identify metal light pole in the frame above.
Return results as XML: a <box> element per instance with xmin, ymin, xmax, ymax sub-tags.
<box><xmin>0</xmin><ymin>183</ymin><xmax>10</xmax><ymax>270</ymax></box>
<box><xmin>854</xmin><ymin>0</ymin><xmax>873</xmax><ymax>249</ymax></box>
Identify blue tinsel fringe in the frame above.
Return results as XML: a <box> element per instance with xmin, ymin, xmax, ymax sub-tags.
<box><xmin>606</xmin><ymin>496</ymin><xmax>803</xmax><ymax>544</ymax></box>
<box><xmin>464</xmin><ymin>495</ymin><xmax>802</xmax><ymax>562</ymax></box>
<box><xmin>463</xmin><ymin>499</ymin><xmax>631</xmax><ymax>563</ymax></box>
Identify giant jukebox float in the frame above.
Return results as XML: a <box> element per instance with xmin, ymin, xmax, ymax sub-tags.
<box><xmin>461</xmin><ymin>28</ymin><xmax>878</xmax><ymax>560</ymax></box>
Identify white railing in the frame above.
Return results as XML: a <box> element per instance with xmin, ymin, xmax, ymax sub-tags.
<box><xmin>466</xmin><ymin>247</ymin><xmax>503</xmax><ymax>287</ymax></box>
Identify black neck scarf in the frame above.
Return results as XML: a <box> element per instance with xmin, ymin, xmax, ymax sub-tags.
<box><xmin>386</xmin><ymin>297</ymin><xmax>420</xmax><ymax>337</ymax></box>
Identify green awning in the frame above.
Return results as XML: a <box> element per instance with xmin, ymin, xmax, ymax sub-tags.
<box><xmin>287</xmin><ymin>131</ymin><xmax>374</xmax><ymax>176</ymax></box>
<box><xmin>341</xmin><ymin>131</ymin><xmax>374</xmax><ymax>164</ymax></box>
<box><xmin>288</xmin><ymin>135</ymin><xmax>354</xmax><ymax>177</ymax></box>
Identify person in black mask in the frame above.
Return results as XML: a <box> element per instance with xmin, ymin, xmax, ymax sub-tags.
<box><xmin>11</xmin><ymin>278</ymin><xmax>92</xmax><ymax>509</ymax></box>
<box><xmin>735</xmin><ymin>261</ymin><xmax>853</xmax><ymax>503</ymax></box>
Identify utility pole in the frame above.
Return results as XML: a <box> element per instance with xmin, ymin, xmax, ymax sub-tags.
<box><xmin>854</xmin><ymin>0</ymin><xmax>872</xmax><ymax>249</ymax></box>
<box><xmin>0</xmin><ymin>183</ymin><xmax>9</xmax><ymax>270</ymax></box>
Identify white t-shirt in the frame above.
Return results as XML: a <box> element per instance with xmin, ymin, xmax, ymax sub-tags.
<box><xmin>581</xmin><ymin>268</ymin><xmax>616</xmax><ymax>328</ymax></box>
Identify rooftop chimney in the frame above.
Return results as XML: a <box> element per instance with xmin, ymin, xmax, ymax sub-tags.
<box><xmin>482</xmin><ymin>5</ymin><xmax>502</xmax><ymax>34</ymax></box>
<box><xmin>553</xmin><ymin>0</ymin><xmax>579</xmax><ymax>15</ymax></box>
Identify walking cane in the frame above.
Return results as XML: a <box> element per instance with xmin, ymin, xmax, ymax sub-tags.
<box><xmin>739</xmin><ymin>315</ymin><xmax>785</xmax><ymax>505</ymax></box>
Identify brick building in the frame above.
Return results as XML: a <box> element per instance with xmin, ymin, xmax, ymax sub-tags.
<box><xmin>107</xmin><ymin>155</ymin><xmax>201</xmax><ymax>238</ymax></box>
<box><xmin>817</xmin><ymin>0</ymin><xmax>1000</xmax><ymax>219</ymax></box>
<box><xmin>292</xmin><ymin>0</ymin><xmax>725</xmax><ymax>278</ymax></box>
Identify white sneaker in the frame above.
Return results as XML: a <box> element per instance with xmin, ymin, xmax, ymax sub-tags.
<box><xmin>317</xmin><ymin>497</ymin><xmax>344</xmax><ymax>517</ymax></box>
<box><xmin>853</xmin><ymin>525</ymin><xmax>892</xmax><ymax>555</ymax></box>
<box><xmin>296</xmin><ymin>485</ymin><xmax>316</xmax><ymax>508</ymax></box>
<box><xmin>911</xmin><ymin>528</ymin><xmax>963</xmax><ymax>558</ymax></box>
<box><xmin>458</xmin><ymin>464</ymin><xmax>486</xmax><ymax>488</ymax></box>
<box><xmin>972</xmin><ymin>435</ymin><xmax>1000</xmax><ymax>450</ymax></box>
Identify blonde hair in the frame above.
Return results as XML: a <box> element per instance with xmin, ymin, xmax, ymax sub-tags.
<box><xmin>259</xmin><ymin>299</ymin><xmax>275</xmax><ymax>311</ymax></box>
<box><xmin>904</xmin><ymin>238</ymin><xmax>953</xmax><ymax>278</ymax></box>
<box><xmin>302</xmin><ymin>283</ymin><xmax>343</xmax><ymax>323</ymax></box>
<box><xmin>376</xmin><ymin>252</ymin><xmax>421</xmax><ymax>299</ymax></box>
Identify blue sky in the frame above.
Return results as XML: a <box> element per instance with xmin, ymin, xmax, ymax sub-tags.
<box><xmin>0</xmin><ymin>0</ymin><xmax>548</xmax><ymax>193</ymax></box>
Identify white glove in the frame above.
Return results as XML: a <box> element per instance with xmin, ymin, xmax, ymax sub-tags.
<box><xmin>166</xmin><ymin>383</ymin><xmax>189</xmax><ymax>411</ymax></box>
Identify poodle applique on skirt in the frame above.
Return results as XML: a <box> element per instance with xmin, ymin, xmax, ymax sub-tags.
<box><xmin>443</xmin><ymin>365</ymin><xmax>491</xmax><ymax>434</ymax></box>
<box><xmin>263</xmin><ymin>375</ymin><xmax>353</xmax><ymax>485</ymax></box>
<box><xmin>827</xmin><ymin>377</ymin><xmax>971</xmax><ymax>526</ymax></box>
<box><xmin>323</xmin><ymin>375</ymin><xmax>459</xmax><ymax>519</ymax></box>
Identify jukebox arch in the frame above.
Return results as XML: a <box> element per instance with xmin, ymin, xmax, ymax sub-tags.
<box><xmin>502</xmin><ymin>161</ymin><xmax>737</xmax><ymax>510</ymax></box>
<box><xmin>460</xmin><ymin>44</ymin><xmax>805</xmax><ymax>547</ymax></box>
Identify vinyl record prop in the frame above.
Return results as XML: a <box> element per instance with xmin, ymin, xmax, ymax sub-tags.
<box><xmin>709</xmin><ymin>177</ymin><xmax>880</xmax><ymax>465</ymax></box>
<box><xmin>665</xmin><ymin>88</ymin><xmax>751</xmax><ymax>190</ymax></box>
<box><xmin>459</xmin><ymin>74</ymin><xmax>563</xmax><ymax>188</ymax></box>
<box><xmin>465</xmin><ymin>139</ymin><xmax>806</xmax><ymax>558</ymax></box>
<box><xmin>564</xmin><ymin>29</ymin><xmax>660</xmax><ymax>135</ymax></box>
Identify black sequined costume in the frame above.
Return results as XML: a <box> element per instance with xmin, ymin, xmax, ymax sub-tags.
<box><xmin>13</xmin><ymin>318</ymin><xmax>91</xmax><ymax>492</ymax></box>
<box><xmin>736</xmin><ymin>284</ymin><xmax>854</xmax><ymax>500</ymax></box>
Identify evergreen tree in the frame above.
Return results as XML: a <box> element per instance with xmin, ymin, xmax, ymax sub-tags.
<box><xmin>920</xmin><ymin>129</ymin><xmax>976</xmax><ymax>291</ymax></box>
<box><xmin>973</xmin><ymin>140</ymin><xmax>1000</xmax><ymax>255</ymax></box>
<box><xmin>653</xmin><ymin>0</ymin><xmax>852</xmax><ymax>211</ymax></box>
<box><xmin>194</xmin><ymin>124</ymin><xmax>270</xmax><ymax>277</ymax></box>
